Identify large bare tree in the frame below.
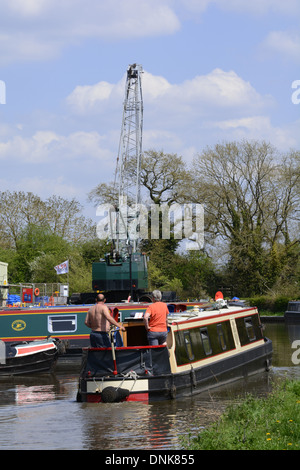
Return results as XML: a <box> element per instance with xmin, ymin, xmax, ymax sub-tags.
<box><xmin>190</xmin><ymin>140</ymin><xmax>300</xmax><ymax>294</ymax></box>
<box><xmin>0</xmin><ymin>191</ymin><xmax>96</xmax><ymax>249</ymax></box>
<box><xmin>88</xmin><ymin>150</ymin><xmax>190</xmax><ymax>206</ymax></box>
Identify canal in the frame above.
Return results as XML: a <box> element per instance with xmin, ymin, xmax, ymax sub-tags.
<box><xmin>0</xmin><ymin>321</ymin><xmax>299</xmax><ymax>450</ymax></box>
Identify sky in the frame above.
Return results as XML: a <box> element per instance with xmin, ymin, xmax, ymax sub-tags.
<box><xmin>0</xmin><ymin>0</ymin><xmax>299</xmax><ymax>222</ymax></box>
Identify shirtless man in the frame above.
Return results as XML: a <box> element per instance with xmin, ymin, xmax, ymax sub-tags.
<box><xmin>85</xmin><ymin>294</ymin><xmax>125</xmax><ymax>347</ymax></box>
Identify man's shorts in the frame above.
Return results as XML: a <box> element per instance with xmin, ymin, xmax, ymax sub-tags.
<box><xmin>147</xmin><ymin>331</ymin><xmax>167</xmax><ymax>346</ymax></box>
<box><xmin>90</xmin><ymin>331</ymin><xmax>111</xmax><ymax>347</ymax></box>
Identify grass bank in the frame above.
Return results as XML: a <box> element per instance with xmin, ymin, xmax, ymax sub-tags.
<box><xmin>182</xmin><ymin>380</ymin><xmax>300</xmax><ymax>450</ymax></box>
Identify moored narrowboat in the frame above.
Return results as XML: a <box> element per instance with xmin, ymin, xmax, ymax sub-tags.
<box><xmin>284</xmin><ymin>301</ymin><xmax>300</xmax><ymax>323</ymax></box>
<box><xmin>76</xmin><ymin>302</ymin><xmax>272</xmax><ymax>403</ymax></box>
<box><xmin>0</xmin><ymin>337</ymin><xmax>59</xmax><ymax>376</ymax></box>
<box><xmin>0</xmin><ymin>301</ymin><xmax>206</xmax><ymax>357</ymax></box>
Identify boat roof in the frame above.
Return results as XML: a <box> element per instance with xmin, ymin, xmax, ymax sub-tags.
<box><xmin>167</xmin><ymin>304</ymin><xmax>257</xmax><ymax>325</ymax></box>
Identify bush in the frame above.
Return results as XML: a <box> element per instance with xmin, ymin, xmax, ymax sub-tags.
<box><xmin>247</xmin><ymin>295</ymin><xmax>291</xmax><ymax>314</ymax></box>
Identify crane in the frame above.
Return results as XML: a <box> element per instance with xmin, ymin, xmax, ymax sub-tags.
<box><xmin>113</xmin><ymin>63</ymin><xmax>143</xmax><ymax>253</ymax></box>
<box><xmin>91</xmin><ymin>64</ymin><xmax>148</xmax><ymax>301</ymax></box>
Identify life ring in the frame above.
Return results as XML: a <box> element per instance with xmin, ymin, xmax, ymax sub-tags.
<box><xmin>34</xmin><ymin>288</ymin><xmax>40</xmax><ymax>296</ymax></box>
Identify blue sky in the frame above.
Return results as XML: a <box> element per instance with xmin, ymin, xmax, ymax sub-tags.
<box><xmin>0</xmin><ymin>0</ymin><xmax>299</xmax><ymax>220</ymax></box>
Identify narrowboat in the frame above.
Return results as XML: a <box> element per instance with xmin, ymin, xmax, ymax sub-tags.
<box><xmin>0</xmin><ymin>301</ymin><xmax>205</xmax><ymax>357</ymax></box>
<box><xmin>0</xmin><ymin>337</ymin><xmax>59</xmax><ymax>376</ymax></box>
<box><xmin>284</xmin><ymin>301</ymin><xmax>300</xmax><ymax>323</ymax></box>
<box><xmin>76</xmin><ymin>301</ymin><xmax>273</xmax><ymax>403</ymax></box>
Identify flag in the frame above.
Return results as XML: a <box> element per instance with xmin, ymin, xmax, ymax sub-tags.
<box><xmin>54</xmin><ymin>260</ymin><xmax>69</xmax><ymax>275</ymax></box>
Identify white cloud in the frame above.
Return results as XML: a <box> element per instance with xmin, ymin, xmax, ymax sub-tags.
<box><xmin>176</xmin><ymin>0</ymin><xmax>300</xmax><ymax>16</ymax></box>
<box><xmin>64</xmin><ymin>68</ymin><xmax>276</xmax><ymax>156</ymax></box>
<box><xmin>1</xmin><ymin>0</ymin><xmax>298</xmax><ymax>66</ymax></box>
<box><xmin>260</xmin><ymin>31</ymin><xmax>300</xmax><ymax>63</ymax></box>
<box><xmin>0</xmin><ymin>131</ymin><xmax>57</xmax><ymax>163</ymax></box>
<box><xmin>213</xmin><ymin>0</ymin><xmax>300</xmax><ymax>16</ymax></box>
<box><xmin>3</xmin><ymin>0</ymin><xmax>50</xmax><ymax>17</ymax></box>
<box><xmin>67</xmin><ymin>68</ymin><xmax>272</xmax><ymax>118</ymax></box>
<box><xmin>0</xmin><ymin>67</ymin><xmax>276</xmax><ymax>200</ymax></box>
<box><xmin>0</xmin><ymin>0</ymin><xmax>180</xmax><ymax>64</ymax></box>
<box><xmin>0</xmin><ymin>129</ymin><xmax>112</xmax><ymax>164</ymax></box>
<box><xmin>66</xmin><ymin>78</ymin><xmax>124</xmax><ymax>114</ymax></box>
<box><xmin>167</xmin><ymin>69</ymin><xmax>269</xmax><ymax>109</ymax></box>
<box><xmin>9</xmin><ymin>176</ymin><xmax>80</xmax><ymax>199</ymax></box>
<box><xmin>210</xmin><ymin>116</ymin><xmax>300</xmax><ymax>150</ymax></box>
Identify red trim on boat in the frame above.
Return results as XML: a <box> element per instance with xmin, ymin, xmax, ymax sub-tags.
<box><xmin>86</xmin><ymin>392</ymin><xmax>149</xmax><ymax>403</ymax></box>
<box><xmin>15</xmin><ymin>342</ymin><xmax>56</xmax><ymax>356</ymax></box>
<box><xmin>84</xmin><ymin>344</ymin><xmax>166</xmax><ymax>351</ymax></box>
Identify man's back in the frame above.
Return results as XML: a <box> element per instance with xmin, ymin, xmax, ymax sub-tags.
<box><xmin>146</xmin><ymin>301</ymin><xmax>168</xmax><ymax>332</ymax></box>
<box><xmin>86</xmin><ymin>303</ymin><xmax>110</xmax><ymax>332</ymax></box>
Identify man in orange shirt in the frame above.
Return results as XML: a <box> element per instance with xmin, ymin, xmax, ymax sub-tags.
<box><xmin>143</xmin><ymin>290</ymin><xmax>169</xmax><ymax>345</ymax></box>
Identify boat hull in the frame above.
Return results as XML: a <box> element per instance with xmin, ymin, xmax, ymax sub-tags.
<box><xmin>77</xmin><ymin>338</ymin><xmax>272</xmax><ymax>403</ymax></box>
<box><xmin>0</xmin><ymin>338</ymin><xmax>59</xmax><ymax>376</ymax></box>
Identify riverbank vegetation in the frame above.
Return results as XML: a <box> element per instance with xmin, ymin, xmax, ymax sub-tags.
<box><xmin>182</xmin><ymin>379</ymin><xmax>300</xmax><ymax>450</ymax></box>
<box><xmin>0</xmin><ymin>140</ymin><xmax>299</xmax><ymax>300</ymax></box>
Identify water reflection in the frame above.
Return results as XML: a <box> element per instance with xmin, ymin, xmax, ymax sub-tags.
<box><xmin>79</xmin><ymin>395</ymin><xmax>228</xmax><ymax>450</ymax></box>
<box><xmin>0</xmin><ymin>321</ymin><xmax>299</xmax><ymax>450</ymax></box>
<box><xmin>264</xmin><ymin>322</ymin><xmax>300</xmax><ymax>369</ymax></box>
<box><xmin>0</xmin><ymin>374</ymin><xmax>74</xmax><ymax>406</ymax></box>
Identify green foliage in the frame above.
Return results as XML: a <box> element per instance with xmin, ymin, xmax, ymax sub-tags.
<box><xmin>1</xmin><ymin>140</ymin><xmax>299</xmax><ymax>299</ymax></box>
<box><xmin>192</xmin><ymin>141</ymin><xmax>299</xmax><ymax>297</ymax></box>
<box><xmin>143</xmin><ymin>238</ymin><xmax>216</xmax><ymax>299</ymax></box>
<box><xmin>171</xmin><ymin>251</ymin><xmax>217</xmax><ymax>298</ymax></box>
<box><xmin>182</xmin><ymin>380</ymin><xmax>300</xmax><ymax>450</ymax></box>
<box><xmin>10</xmin><ymin>224</ymin><xmax>70</xmax><ymax>283</ymax></box>
<box><xmin>247</xmin><ymin>295</ymin><xmax>298</xmax><ymax>314</ymax></box>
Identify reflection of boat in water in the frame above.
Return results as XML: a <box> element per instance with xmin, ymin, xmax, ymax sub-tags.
<box><xmin>77</xmin><ymin>301</ymin><xmax>272</xmax><ymax>403</ymax></box>
<box><xmin>0</xmin><ymin>337</ymin><xmax>59</xmax><ymax>376</ymax></box>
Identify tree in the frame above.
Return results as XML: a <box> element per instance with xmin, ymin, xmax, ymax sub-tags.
<box><xmin>89</xmin><ymin>149</ymin><xmax>190</xmax><ymax>207</ymax></box>
<box><xmin>171</xmin><ymin>251</ymin><xmax>217</xmax><ymax>299</ymax></box>
<box><xmin>191</xmin><ymin>141</ymin><xmax>300</xmax><ymax>295</ymax></box>
<box><xmin>0</xmin><ymin>191</ymin><xmax>99</xmax><ymax>290</ymax></box>
<box><xmin>11</xmin><ymin>224</ymin><xmax>70</xmax><ymax>283</ymax></box>
<box><xmin>0</xmin><ymin>191</ymin><xmax>96</xmax><ymax>248</ymax></box>
<box><xmin>134</xmin><ymin>150</ymin><xmax>190</xmax><ymax>205</ymax></box>
<box><xmin>43</xmin><ymin>195</ymin><xmax>96</xmax><ymax>243</ymax></box>
<box><xmin>0</xmin><ymin>191</ymin><xmax>45</xmax><ymax>248</ymax></box>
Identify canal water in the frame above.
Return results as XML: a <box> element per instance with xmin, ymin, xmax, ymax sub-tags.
<box><xmin>0</xmin><ymin>321</ymin><xmax>299</xmax><ymax>450</ymax></box>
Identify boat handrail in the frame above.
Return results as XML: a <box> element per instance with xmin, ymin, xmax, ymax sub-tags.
<box><xmin>168</xmin><ymin>311</ymin><xmax>200</xmax><ymax>319</ymax></box>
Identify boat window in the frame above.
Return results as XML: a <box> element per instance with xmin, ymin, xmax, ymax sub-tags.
<box><xmin>200</xmin><ymin>328</ymin><xmax>212</xmax><ymax>356</ymax></box>
<box><xmin>244</xmin><ymin>317</ymin><xmax>256</xmax><ymax>341</ymax></box>
<box><xmin>48</xmin><ymin>315</ymin><xmax>77</xmax><ymax>333</ymax></box>
<box><xmin>217</xmin><ymin>323</ymin><xmax>227</xmax><ymax>351</ymax></box>
<box><xmin>183</xmin><ymin>331</ymin><xmax>195</xmax><ymax>361</ymax></box>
